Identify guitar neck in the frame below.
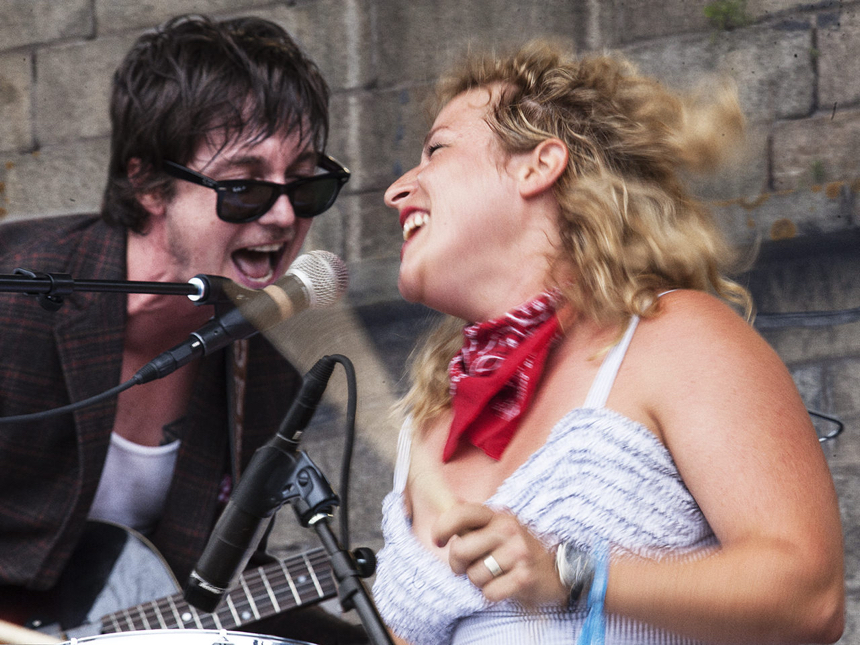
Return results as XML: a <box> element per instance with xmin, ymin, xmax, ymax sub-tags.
<box><xmin>99</xmin><ymin>548</ymin><xmax>335</xmax><ymax>633</ymax></box>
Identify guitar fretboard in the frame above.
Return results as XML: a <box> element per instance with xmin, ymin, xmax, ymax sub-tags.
<box><xmin>100</xmin><ymin>548</ymin><xmax>334</xmax><ymax>633</ymax></box>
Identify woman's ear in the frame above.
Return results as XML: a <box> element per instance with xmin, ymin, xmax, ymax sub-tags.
<box><xmin>127</xmin><ymin>157</ymin><xmax>166</xmax><ymax>218</ymax></box>
<box><xmin>516</xmin><ymin>138</ymin><xmax>568</xmax><ymax>199</ymax></box>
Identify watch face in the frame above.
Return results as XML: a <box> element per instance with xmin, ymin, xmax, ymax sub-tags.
<box><xmin>558</xmin><ymin>543</ymin><xmax>595</xmax><ymax>604</ymax></box>
<box><xmin>568</xmin><ymin>549</ymin><xmax>590</xmax><ymax>574</ymax></box>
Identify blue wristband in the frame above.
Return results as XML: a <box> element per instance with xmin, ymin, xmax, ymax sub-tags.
<box><xmin>576</xmin><ymin>541</ymin><xmax>609</xmax><ymax>645</ymax></box>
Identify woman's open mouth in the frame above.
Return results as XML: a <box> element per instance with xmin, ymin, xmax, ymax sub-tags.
<box><xmin>402</xmin><ymin>211</ymin><xmax>429</xmax><ymax>242</ymax></box>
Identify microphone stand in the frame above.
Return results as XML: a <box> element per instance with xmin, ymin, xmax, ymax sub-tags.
<box><xmin>312</xmin><ymin>517</ymin><xmax>392</xmax><ymax>645</ymax></box>
<box><xmin>286</xmin><ymin>454</ymin><xmax>393</xmax><ymax>645</ymax></box>
<box><xmin>0</xmin><ymin>267</ymin><xmax>230</xmax><ymax>310</ymax></box>
<box><xmin>0</xmin><ymin>269</ymin><xmax>251</xmax><ymax>424</ymax></box>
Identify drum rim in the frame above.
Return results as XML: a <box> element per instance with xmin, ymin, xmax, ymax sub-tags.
<box><xmin>62</xmin><ymin>628</ymin><xmax>313</xmax><ymax>645</ymax></box>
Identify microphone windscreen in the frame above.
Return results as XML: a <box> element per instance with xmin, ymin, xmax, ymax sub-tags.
<box><xmin>286</xmin><ymin>250</ymin><xmax>349</xmax><ymax>309</ymax></box>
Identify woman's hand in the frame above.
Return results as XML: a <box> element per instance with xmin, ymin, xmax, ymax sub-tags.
<box><xmin>432</xmin><ymin>501</ymin><xmax>568</xmax><ymax>606</ymax></box>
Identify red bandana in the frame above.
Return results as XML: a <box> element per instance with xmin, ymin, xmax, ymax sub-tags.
<box><xmin>444</xmin><ymin>292</ymin><xmax>561</xmax><ymax>462</ymax></box>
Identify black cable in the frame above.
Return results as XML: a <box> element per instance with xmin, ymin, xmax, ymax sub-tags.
<box><xmin>0</xmin><ymin>378</ymin><xmax>138</xmax><ymax>423</ymax></box>
<box><xmin>754</xmin><ymin>306</ymin><xmax>860</xmax><ymax>329</ymax></box>
<box><xmin>753</xmin><ymin>306</ymin><xmax>857</xmax><ymax>439</ymax></box>
<box><xmin>328</xmin><ymin>354</ymin><xmax>357</xmax><ymax>551</ymax></box>
<box><xmin>809</xmin><ymin>409</ymin><xmax>845</xmax><ymax>443</ymax></box>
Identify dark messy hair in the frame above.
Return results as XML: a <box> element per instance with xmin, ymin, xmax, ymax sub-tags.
<box><xmin>102</xmin><ymin>14</ymin><xmax>330</xmax><ymax>233</ymax></box>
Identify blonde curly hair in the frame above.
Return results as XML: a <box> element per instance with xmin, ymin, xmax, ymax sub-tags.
<box><xmin>402</xmin><ymin>41</ymin><xmax>752</xmax><ymax>427</ymax></box>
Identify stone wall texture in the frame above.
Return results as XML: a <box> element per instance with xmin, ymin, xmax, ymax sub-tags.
<box><xmin>1</xmin><ymin>0</ymin><xmax>858</xmax><ymax>639</ymax></box>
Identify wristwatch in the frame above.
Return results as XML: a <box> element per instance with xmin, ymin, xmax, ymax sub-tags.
<box><xmin>555</xmin><ymin>542</ymin><xmax>596</xmax><ymax>606</ymax></box>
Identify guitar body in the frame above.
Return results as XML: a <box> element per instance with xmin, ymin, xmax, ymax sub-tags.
<box><xmin>6</xmin><ymin>520</ymin><xmax>335</xmax><ymax>640</ymax></box>
<box><xmin>55</xmin><ymin>521</ymin><xmax>180</xmax><ymax>637</ymax></box>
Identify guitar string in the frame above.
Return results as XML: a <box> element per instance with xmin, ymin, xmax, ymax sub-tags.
<box><xmin>241</xmin><ymin>561</ymin><xmax>336</xmax><ymax>612</ymax></box>
<box><xmin>111</xmin><ymin>565</ymin><xmax>332</xmax><ymax>632</ymax></box>
<box><xmin>103</xmin><ymin>549</ymin><xmax>335</xmax><ymax>632</ymax></box>
<box><xmin>107</xmin><ymin>564</ymin><xmax>332</xmax><ymax>632</ymax></box>
<box><xmin>224</xmin><ymin>551</ymin><xmax>336</xmax><ymax>620</ymax></box>
<box><xmin>197</xmin><ymin>555</ymin><xmax>337</xmax><ymax>629</ymax></box>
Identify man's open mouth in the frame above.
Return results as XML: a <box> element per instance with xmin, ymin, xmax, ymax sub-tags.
<box><xmin>232</xmin><ymin>243</ymin><xmax>287</xmax><ymax>284</ymax></box>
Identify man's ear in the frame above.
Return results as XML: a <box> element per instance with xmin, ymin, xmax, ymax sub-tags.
<box><xmin>127</xmin><ymin>157</ymin><xmax>165</xmax><ymax>218</ymax></box>
<box><xmin>516</xmin><ymin>138</ymin><xmax>568</xmax><ymax>199</ymax></box>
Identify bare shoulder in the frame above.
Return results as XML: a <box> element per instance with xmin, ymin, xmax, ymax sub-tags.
<box><xmin>630</xmin><ymin>289</ymin><xmax>774</xmax><ymax>377</ymax></box>
<box><xmin>638</xmin><ymin>289</ymin><xmax>755</xmax><ymax>346</ymax></box>
<box><xmin>626</xmin><ymin>289</ymin><xmax>810</xmax><ymax>448</ymax></box>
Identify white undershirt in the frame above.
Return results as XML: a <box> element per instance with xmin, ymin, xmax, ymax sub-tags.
<box><xmin>88</xmin><ymin>432</ymin><xmax>180</xmax><ymax>535</ymax></box>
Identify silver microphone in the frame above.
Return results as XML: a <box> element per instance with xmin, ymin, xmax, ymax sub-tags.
<box><xmin>219</xmin><ymin>250</ymin><xmax>349</xmax><ymax>332</ymax></box>
<box><xmin>135</xmin><ymin>251</ymin><xmax>348</xmax><ymax>385</ymax></box>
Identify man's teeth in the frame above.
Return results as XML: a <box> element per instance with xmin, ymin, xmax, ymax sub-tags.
<box><xmin>246</xmin><ymin>243</ymin><xmax>283</xmax><ymax>253</ymax></box>
<box><xmin>403</xmin><ymin>213</ymin><xmax>429</xmax><ymax>241</ymax></box>
<box><xmin>232</xmin><ymin>242</ymin><xmax>284</xmax><ymax>283</ymax></box>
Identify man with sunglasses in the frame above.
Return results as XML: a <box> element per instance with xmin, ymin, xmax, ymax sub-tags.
<box><xmin>0</xmin><ymin>14</ymin><xmax>365</xmax><ymax>644</ymax></box>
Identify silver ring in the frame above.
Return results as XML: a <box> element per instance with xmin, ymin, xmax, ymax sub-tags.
<box><xmin>483</xmin><ymin>554</ymin><xmax>503</xmax><ymax>578</ymax></box>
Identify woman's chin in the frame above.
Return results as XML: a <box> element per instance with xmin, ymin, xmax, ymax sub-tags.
<box><xmin>397</xmin><ymin>274</ymin><xmax>421</xmax><ymax>304</ymax></box>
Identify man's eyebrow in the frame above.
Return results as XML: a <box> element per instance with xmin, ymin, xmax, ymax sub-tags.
<box><xmin>289</xmin><ymin>149</ymin><xmax>319</xmax><ymax>168</ymax></box>
<box><xmin>211</xmin><ymin>154</ymin><xmax>264</xmax><ymax>169</ymax></box>
<box><xmin>205</xmin><ymin>149</ymin><xmax>318</xmax><ymax>174</ymax></box>
<box><xmin>201</xmin><ymin>153</ymin><xmax>263</xmax><ymax>174</ymax></box>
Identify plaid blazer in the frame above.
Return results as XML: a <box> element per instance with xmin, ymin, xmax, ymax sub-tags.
<box><xmin>0</xmin><ymin>215</ymin><xmax>302</xmax><ymax>590</ymax></box>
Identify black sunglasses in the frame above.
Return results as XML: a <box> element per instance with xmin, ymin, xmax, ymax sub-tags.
<box><xmin>163</xmin><ymin>154</ymin><xmax>350</xmax><ymax>223</ymax></box>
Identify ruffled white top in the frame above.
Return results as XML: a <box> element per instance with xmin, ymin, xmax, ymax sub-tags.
<box><xmin>373</xmin><ymin>316</ymin><xmax>717</xmax><ymax>645</ymax></box>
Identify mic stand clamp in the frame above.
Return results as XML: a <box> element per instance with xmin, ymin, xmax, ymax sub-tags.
<box><xmin>12</xmin><ymin>268</ymin><xmax>72</xmax><ymax>311</ymax></box>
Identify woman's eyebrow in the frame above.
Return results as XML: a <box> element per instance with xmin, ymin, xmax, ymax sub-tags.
<box><xmin>423</xmin><ymin>125</ymin><xmax>451</xmax><ymax>149</ymax></box>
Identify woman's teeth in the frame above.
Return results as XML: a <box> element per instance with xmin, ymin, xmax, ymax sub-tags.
<box><xmin>402</xmin><ymin>212</ymin><xmax>429</xmax><ymax>241</ymax></box>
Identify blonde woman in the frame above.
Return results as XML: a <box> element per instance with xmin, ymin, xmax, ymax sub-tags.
<box><xmin>372</xmin><ymin>42</ymin><xmax>844</xmax><ymax>645</ymax></box>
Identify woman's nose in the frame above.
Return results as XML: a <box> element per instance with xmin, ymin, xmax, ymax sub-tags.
<box><xmin>384</xmin><ymin>166</ymin><xmax>419</xmax><ymax>208</ymax></box>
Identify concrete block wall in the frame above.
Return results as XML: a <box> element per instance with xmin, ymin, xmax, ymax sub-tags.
<box><xmin>2</xmin><ymin>1</ymin><xmax>859</xmax><ymax>271</ymax></box>
<box><xmin>1</xmin><ymin>0</ymin><xmax>858</xmax><ymax>638</ymax></box>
